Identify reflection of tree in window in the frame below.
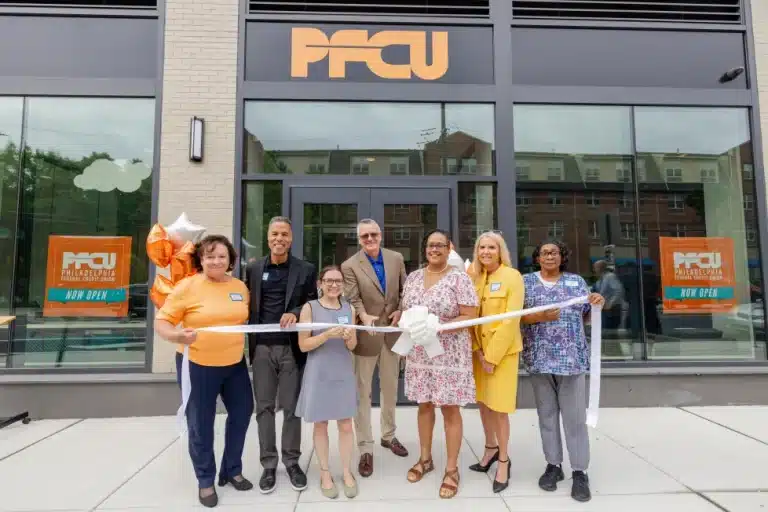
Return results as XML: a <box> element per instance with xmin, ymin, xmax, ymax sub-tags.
<box><xmin>12</xmin><ymin>146</ymin><xmax>152</xmax><ymax>311</ymax></box>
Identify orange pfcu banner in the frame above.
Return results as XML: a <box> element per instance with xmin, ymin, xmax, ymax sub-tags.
<box><xmin>659</xmin><ymin>236</ymin><xmax>736</xmax><ymax>314</ymax></box>
<box><xmin>43</xmin><ymin>235</ymin><xmax>133</xmax><ymax>317</ymax></box>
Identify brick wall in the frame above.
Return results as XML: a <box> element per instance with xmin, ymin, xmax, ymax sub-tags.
<box><xmin>152</xmin><ymin>0</ymin><xmax>239</xmax><ymax>372</ymax></box>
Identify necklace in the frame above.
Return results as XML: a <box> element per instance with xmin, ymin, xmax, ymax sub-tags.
<box><xmin>426</xmin><ymin>264</ymin><xmax>448</xmax><ymax>274</ymax></box>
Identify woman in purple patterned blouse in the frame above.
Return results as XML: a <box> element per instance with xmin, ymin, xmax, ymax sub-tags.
<box><xmin>520</xmin><ymin>239</ymin><xmax>604</xmax><ymax>503</ymax></box>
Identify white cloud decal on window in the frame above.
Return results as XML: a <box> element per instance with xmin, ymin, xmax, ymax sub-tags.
<box><xmin>73</xmin><ymin>159</ymin><xmax>152</xmax><ymax>193</ymax></box>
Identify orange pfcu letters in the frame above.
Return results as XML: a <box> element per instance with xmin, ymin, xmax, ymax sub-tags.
<box><xmin>291</xmin><ymin>27</ymin><xmax>449</xmax><ymax>80</ymax></box>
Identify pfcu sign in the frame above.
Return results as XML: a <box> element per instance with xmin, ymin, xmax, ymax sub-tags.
<box><xmin>673</xmin><ymin>252</ymin><xmax>722</xmax><ymax>270</ymax></box>
<box><xmin>63</xmin><ymin>252</ymin><xmax>117</xmax><ymax>270</ymax></box>
<box><xmin>291</xmin><ymin>27</ymin><xmax>449</xmax><ymax>81</ymax></box>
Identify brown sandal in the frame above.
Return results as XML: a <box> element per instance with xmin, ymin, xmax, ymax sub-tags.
<box><xmin>406</xmin><ymin>458</ymin><xmax>434</xmax><ymax>483</ymax></box>
<box><xmin>439</xmin><ymin>468</ymin><xmax>460</xmax><ymax>499</ymax></box>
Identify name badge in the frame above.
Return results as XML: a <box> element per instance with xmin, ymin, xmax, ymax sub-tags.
<box><xmin>490</xmin><ymin>282</ymin><xmax>502</xmax><ymax>292</ymax></box>
<box><xmin>565</xmin><ymin>280</ymin><xmax>579</xmax><ymax>288</ymax></box>
<box><xmin>229</xmin><ymin>293</ymin><xmax>243</xmax><ymax>301</ymax></box>
<box><xmin>262</xmin><ymin>272</ymin><xmax>269</xmax><ymax>281</ymax></box>
<box><xmin>337</xmin><ymin>315</ymin><xmax>350</xmax><ymax>325</ymax></box>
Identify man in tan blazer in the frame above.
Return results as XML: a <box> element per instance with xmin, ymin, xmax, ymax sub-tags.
<box><xmin>341</xmin><ymin>218</ymin><xmax>408</xmax><ymax>478</ymax></box>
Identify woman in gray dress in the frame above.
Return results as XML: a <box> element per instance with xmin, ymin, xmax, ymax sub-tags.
<box><xmin>297</xmin><ymin>265</ymin><xmax>359</xmax><ymax>499</ymax></box>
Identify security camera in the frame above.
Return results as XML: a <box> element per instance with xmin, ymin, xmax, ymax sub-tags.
<box><xmin>719</xmin><ymin>67</ymin><xmax>745</xmax><ymax>83</ymax></box>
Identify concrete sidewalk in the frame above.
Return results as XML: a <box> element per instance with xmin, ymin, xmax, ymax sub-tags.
<box><xmin>0</xmin><ymin>406</ymin><xmax>767</xmax><ymax>511</ymax></box>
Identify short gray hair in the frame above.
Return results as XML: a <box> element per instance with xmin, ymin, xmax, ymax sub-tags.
<box><xmin>356</xmin><ymin>218</ymin><xmax>381</xmax><ymax>236</ymax></box>
<box><xmin>268</xmin><ymin>216</ymin><xmax>292</xmax><ymax>229</ymax></box>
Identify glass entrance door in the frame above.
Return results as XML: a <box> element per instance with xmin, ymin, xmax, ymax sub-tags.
<box><xmin>290</xmin><ymin>187</ymin><xmax>450</xmax><ymax>271</ymax></box>
<box><xmin>290</xmin><ymin>186</ymin><xmax>451</xmax><ymax>406</ymax></box>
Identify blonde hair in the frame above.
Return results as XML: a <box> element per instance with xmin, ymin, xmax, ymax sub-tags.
<box><xmin>468</xmin><ymin>231</ymin><xmax>512</xmax><ymax>277</ymax></box>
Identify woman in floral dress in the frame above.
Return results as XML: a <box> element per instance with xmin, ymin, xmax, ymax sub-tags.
<box><xmin>400</xmin><ymin>229</ymin><xmax>479</xmax><ymax>499</ymax></box>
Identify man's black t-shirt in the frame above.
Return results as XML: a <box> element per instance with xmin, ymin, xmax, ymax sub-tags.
<box><xmin>258</xmin><ymin>258</ymin><xmax>291</xmax><ymax>345</ymax></box>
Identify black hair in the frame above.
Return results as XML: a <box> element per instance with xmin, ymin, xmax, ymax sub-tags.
<box><xmin>420</xmin><ymin>229</ymin><xmax>452</xmax><ymax>263</ymax></box>
<box><xmin>192</xmin><ymin>234</ymin><xmax>237</xmax><ymax>272</ymax></box>
<box><xmin>531</xmin><ymin>239</ymin><xmax>570</xmax><ymax>272</ymax></box>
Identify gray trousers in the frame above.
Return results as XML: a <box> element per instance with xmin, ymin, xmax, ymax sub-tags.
<box><xmin>530</xmin><ymin>373</ymin><xmax>590</xmax><ymax>472</ymax></box>
<box><xmin>252</xmin><ymin>345</ymin><xmax>302</xmax><ymax>469</ymax></box>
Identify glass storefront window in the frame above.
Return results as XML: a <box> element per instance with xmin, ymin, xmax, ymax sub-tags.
<box><xmin>635</xmin><ymin>107</ymin><xmax>764</xmax><ymax>361</ymax></box>
<box><xmin>513</xmin><ymin>105</ymin><xmax>642</xmax><ymax>361</ymax></box>
<box><xmin>241</xmin><ymin>181</ymin><xmax>283</xmax><ymax>270</ymax></box>
<box><xmin>456</xmin><ymin>182</ymin><xmax>498</xmax><ymax>261</ymax></box>
<box><xmin>0</xmin><ymin>97</ymin><xmax>24</xmax><ymax>368</ymax></box>
<box><xmin>243</xmin><ymin>102</ymin><xmax>495</xmax><ymax>177</ymax></box>
<box><xmin>7</xmin><ymin>97</ymin><xmax>155</xmax><ymax>370</ymax></box>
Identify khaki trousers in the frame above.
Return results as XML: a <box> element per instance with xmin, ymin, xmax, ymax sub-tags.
<box><xmin>354</xmin><ymin>344</ymin><xmax>401</xmax><ymax>455</ymax></box>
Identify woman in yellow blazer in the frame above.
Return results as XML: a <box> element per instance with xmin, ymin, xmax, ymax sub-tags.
<box><xmin>467</xmin><ymin>231</ymin><xmax>524</xmax><ymax>494</ymax></box>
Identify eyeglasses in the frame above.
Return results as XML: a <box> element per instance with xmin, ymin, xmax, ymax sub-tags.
<box><xmin>322</xmin><ymin>278</ymin><xmax>343</xmax><ymax>285</ymax></box>
<box><xmin>427</xmin><ymin>243</ymin><xmax>448</xmax><ymax>250</ymax></box>
<box><xmin>540</xmin><ymin>250</ymin><xmax>561</xmax><ymax>258</ymax></box>
<box><xmin>359</xmin><ymin>232</ymin><xmax>381</xmax><ymax>240</ymax></box>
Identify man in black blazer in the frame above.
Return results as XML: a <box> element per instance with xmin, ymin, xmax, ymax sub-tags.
<box><xmin>244</xmin><ymin>216</ymin><xmax>317</xmax><ymax>494</ymax></box>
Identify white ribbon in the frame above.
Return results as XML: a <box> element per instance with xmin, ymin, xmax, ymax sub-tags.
<box><xmin>177</xmin><ymin>345</ymin><xmax>191</xmax><ymax>434</ymax></box>
<box><xmin>586</xmin><ymin>306</ymin><xmax>602</xmax><ymax>428</ymax></box>
<box><xmin>176</xmin><ymin>296</ymin><xmax>602</xmax><ymax>434</ymax></box>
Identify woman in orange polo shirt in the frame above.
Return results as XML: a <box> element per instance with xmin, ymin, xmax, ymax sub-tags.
<box><xmin>154</xmin><ymin>234</ymin><xmax>253</xmax><ymax>508</ymax></box>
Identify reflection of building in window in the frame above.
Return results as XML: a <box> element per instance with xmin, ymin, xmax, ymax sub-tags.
<box><xmin>516</xmin><ymin>165</ymin><xmax>530</xmax><ymax>181</ymax></box>
<box><xmin>668</xmin><ymin>194</ymin><xmax>685</xmax><ymax>211</ymax></box>
<box><xmin>586</xmin><ymin>192</ymin><xmax>599</xmax><ymax>207</ymax></box>
<box><xmin>621</xmin><ymin>222</ymin><xmax>635</xmax><ymax>240</ymax></box>
<box><xmin>616</xmin><ymin>163</ymin><xmax>631</xmax><ymax>182</ymax></box>
<box><xmin>389</xmin><ymin>156</ymin><xmax>409</xmax><ymax>175</ymax></box>
<box><xmin>585</xmin><ymin>167</ymin><xmax>600</xmax><ymax>181</ymax></box>
<box><xmin>424</xmin><ymin>131</ymin><xmax>493</xmax><ymax>176</ymax></box>
<box><xmin>517</xmin><ymin>193</ymin><xmax>531</xmax><ymax>207</ymax></box>
<box><xmin>672</xmin><ymin>224</ymin><xmax>687</xmax><ymax>237</ymax></box>
<box><xmin>620</xmin><ymin>194</ymin><xmax>633</xmax><ymax>209</ymax></box>
<box><xmin>700</xmin><ymin>166</ymin><xmax>718</xmax><ymax>183</ymax></box>
<box><xmin>307</xmin><ymin>161</ymin><xmax>326</xmax><ymax>174</ymax></box>
<box><xmin>351</xmin><ymin>156</ymin><xmax>370</xmax><ymax>175</ymax></box>
<box><xmin>589</xmin><ymin>220</ymin><xmax>599</xmax><ymax>239</ymax></box>
<box><xmin>517</xmin><ymin>222</ymin><xmax>531</xmax><ymax>244</ymax></box>
<box><xmin>745</xmin><ymin>194</ymin><xmax>754</xmax><ymax>211</ymax></box>
<box><xmin>392</xmin><ymin>204</ymin><xmax>411</xmax><ymax>218</ymax></box>
<box><xmin>666</xmin><ymin>167</ymin><xmax>683</xmax><ymax>182</ymax></box>
<box><xmin>547</xmin><ymin>161</ymin><xmax>564</xmax><ymax>181</ymax></box>
<box><xmin>639</xmin><ymin>224</ymin><xmax>648</xmax><ymax>241</ymax></box>
<box><xmin>743</xmin><ymin>163</ymin><xmax>754</xmax><ymax>180</ymax></box>
<box><xmin>393</xmin><ymin>228</ymin><xmax>410</xmax><ymax>244</ymax></box>
<box><xmin>549</xmin><ymin>220</ymin><xmax>564</xmax><ymax>238</ymax></box>
<box><xmin>549</xmin><ymin>193</ymin><xmax>563</xmax><ymax>207</ymax></box>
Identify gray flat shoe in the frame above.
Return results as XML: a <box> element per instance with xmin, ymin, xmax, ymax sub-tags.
<box><xmin>343</xmin><ymin>474</ymin><xmax>358</xmax><ymax>498</ymax></box>
<box><xmin>319</xmin><ymin>468</ymin><xmax>338</xmax><ymax>499</ymax></box>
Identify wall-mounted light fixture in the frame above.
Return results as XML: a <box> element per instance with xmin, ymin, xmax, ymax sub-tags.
<box><xmin>189</xmin><ymin>116</ymin><xmax>204</xmax><ymax>162</ymax></box>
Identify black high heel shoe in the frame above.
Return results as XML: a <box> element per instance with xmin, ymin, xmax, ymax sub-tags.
<box><xmin>492</xmin><ymin>458</ymin><xmax>511</xmax><ymax>493</ymax></box>
<box><xmin>469</xmin><ymin>445</ymin><xmax>499</xmax><ymax>473</ymax></box>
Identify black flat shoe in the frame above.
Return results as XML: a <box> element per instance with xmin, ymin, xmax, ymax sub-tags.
<box><xmin>469</xmin><ymin>445</ymin><xmax>499</xmax><ymax>473</ymax></box>
<box><xmin>198</xmin><ymin>488</ymin><xmax>218</xmax><ymax>508</ymax></box>
<box><xmin>492</xmin><ymin>458</ymin><xmax>511</xmax><ymax>493</ymax></box>
<box><xmin>218</xmin><ymin>474</ymin><xmax>254</xmax><ymax>491</ymax></box>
